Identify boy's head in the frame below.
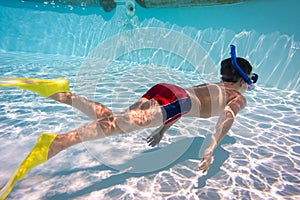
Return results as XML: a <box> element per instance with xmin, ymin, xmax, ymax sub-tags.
<box><xmin>220</xmin><ymin>57</ymin><xmax>252</xmax><ymax>83</ymax></box>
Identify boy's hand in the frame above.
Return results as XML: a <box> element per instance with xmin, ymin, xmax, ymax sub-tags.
<box><xmin>147</xmin><ymin>126</ymin><xmax>164</xmax><ymax>147</ymax></box>
<box><xmin>197</xmin><ymin>152</ymin><xmax>213</xmax><ymax>172</ymax></box>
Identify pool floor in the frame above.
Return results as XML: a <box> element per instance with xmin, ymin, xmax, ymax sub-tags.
<box><xmin>0</xmin><ymin>51</ymin><xmax>299</xmax><ymax>199</ymax></box>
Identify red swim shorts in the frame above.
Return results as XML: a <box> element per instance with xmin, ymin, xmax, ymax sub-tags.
<box><xmin>142</xmin><ymin>83</ymin><xmax>191</xmax><ymax>124</ymax></box>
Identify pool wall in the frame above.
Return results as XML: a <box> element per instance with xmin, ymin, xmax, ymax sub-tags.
<box><xmin>0</xmin><ymin>0</ymin><xmax>299</xmax><ymax>91</ymax></box>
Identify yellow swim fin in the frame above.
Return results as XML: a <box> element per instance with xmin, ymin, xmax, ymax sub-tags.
<box><xmin>0</xmin><ymin>132</ymin><xmax>57</xmax><ymax>200</ymax></box>
<box><xmin>0</xmin><ymin>77</ymin><xmax>70</xmax><ymax>97</ymax></box>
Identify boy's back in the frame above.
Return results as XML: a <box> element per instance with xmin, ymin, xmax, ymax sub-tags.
<box><xmin>186</xmin><ymin>82</ymin><xmax>247</xmax><ymax>119</ymax></box>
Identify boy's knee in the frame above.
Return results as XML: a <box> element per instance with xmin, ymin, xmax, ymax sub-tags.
<box><xmin>96</xmin><ymin>115</ymin><xmax>122</xmax><ymax>136</ymax></box>
<box><xmin>94</xmin><ymin>105</ymin><xmax>113</xmax><ymax>119</ymax></box>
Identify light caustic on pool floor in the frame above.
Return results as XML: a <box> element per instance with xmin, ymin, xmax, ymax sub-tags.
<box><xmin>0</xmin><ymin>56</ymin><xmax>299</xmax><ymax>199</ymax></box>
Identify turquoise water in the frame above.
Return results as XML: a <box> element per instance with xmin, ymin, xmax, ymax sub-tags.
<box><xmin>0</xmin><ymin>0</ymin><xmax>300</xmax><ymax>199</ymax></box>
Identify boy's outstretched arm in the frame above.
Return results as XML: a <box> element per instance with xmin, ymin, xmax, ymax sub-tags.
<box><xmin>197</xmin><ymin>95</ymin><xmax>247</xmax><ymax>172</ymax></box>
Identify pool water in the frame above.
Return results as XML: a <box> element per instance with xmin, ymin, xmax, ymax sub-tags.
<box><xmin>0</xmin><ymin>0</ymin><xmax>300</xmax><ymax>199</ymax></box>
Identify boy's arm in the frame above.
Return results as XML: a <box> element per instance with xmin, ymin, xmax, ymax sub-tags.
<box><xmin>197</xmin><ymin>95</ymin><xmax>247</xmax><ymax>172</ymax></box>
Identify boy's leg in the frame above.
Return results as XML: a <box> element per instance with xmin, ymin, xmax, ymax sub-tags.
<box><xmin>49</xmin><ymin>92</ymin><xmax>113</xmax><ymax>120</ymax></box>
<box><xmin>49</xmin><ymin>99</ymin><xmax>164</xmax><ymax>158</ymax></box>
<box><xmin>0</xmin><ymin>77</ymin><xmax>113</xmax><ymax>120</ymax></box>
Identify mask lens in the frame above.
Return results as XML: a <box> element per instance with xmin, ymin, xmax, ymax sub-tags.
<box><xmin>251</xmin><ymin>73</ymin><xmax>258</xmax><ymax>84</ymax></box>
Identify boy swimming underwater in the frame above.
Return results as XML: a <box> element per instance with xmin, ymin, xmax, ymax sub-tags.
<box><xmin>0</xmin><ymin>45</ymin><xmax>258</xmax><ymax>199</ymax></box>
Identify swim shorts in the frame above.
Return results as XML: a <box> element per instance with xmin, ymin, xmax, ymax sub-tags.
<box><xmin>142</xmin><ymin>83</ymin><xmax>192</xmax><ymax>124</ymax></box>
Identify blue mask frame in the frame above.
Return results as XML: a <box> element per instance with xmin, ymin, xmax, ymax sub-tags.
<box><xmin>230</xmin><ymin>45</ymin><xmax>257</xmax><ymax>91</ymax></box>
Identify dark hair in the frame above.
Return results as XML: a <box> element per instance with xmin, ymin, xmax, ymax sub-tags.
<box><xmin>220</xmin><ymin>57</ymin><xmax>252</xmax><ymax>82</ymax></box>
